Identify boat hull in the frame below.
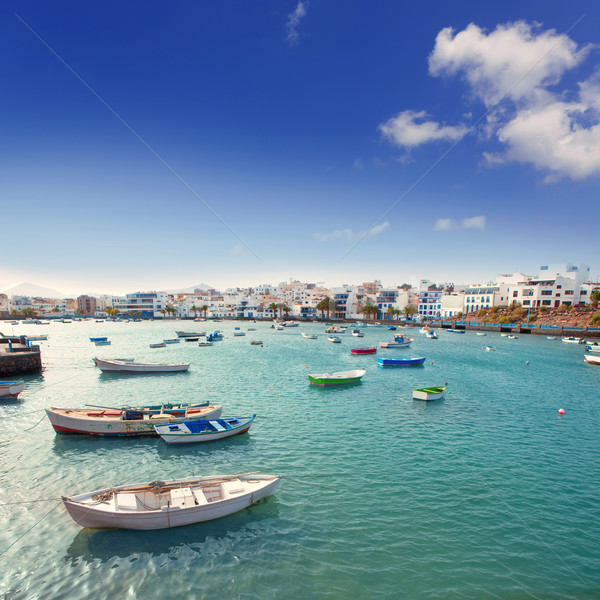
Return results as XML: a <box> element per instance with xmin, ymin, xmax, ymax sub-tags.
<box><xmin>378</xmin><ymin>357</ymin><xmax>425</xmax><ymax>367</ymax></box>
<box><xmin>94</xmin><ymin>358</ymin><xmax>190</xmax><ymax>372</ymax></box>
<box><xmin>308</xmin><ymin>369</ymin><xmax>365</xmax><ymax>386</ymax></box>
<box><xmin>351</xmin><ymin>348</ymin><xmax>376</xmax><ymax>354</ymax></box>
<box><xmin>62</xmin><ymin>474</ymin><xmax>280</xmax><ymax>530</ymax></box>
<box><xmin>584</xmin><ymin>355</ymin><xmax>600</xmax><ymax>365</ymax></box>
<box><xmin>0</xmin><ymin>381</ymin><xmax>24</xmax><ymax>397</ymax></box>
<box><xmin>413</xmin><ymin>387</ymin><xmax>445</xmax><ymax>401</ymax></box>
<box><xmin>46</xmin><ymin>405</ymin><xmax>222</xmax><ymax>436</ymax></box>
<box><xmin>155</xmin><ymin>416</ymin><xmax>255</xmax><ymax>444</ymax></box>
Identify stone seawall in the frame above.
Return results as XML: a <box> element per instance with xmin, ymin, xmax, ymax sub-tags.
<box><xmin>0</xmin><ymin>348</ymin><xmax>42</xmax><ymax>376</ymax></box>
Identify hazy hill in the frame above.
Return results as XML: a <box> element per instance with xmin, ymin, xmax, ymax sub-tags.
<box><xmin>1</xmin><ymin>283</ymin><xmax>68</xmax><ymax>299</ymax></box>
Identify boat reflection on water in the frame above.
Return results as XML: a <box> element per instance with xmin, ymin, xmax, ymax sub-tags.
<box><xmin>65</xmin><ymin>499</ymin><xmax>280</xmax><ymax>564</ymax></box>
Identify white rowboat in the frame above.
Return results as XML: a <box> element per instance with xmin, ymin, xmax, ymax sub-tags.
<box><xmin>0</xmin><ymin>381</ymin><xmax>24</xmax><ymax>398</ymax></box>
<box><xmin>94</xmin><ymin>357</ymin><xmax>190</xmax><ymax>373</ymax></box>
<box><xmin>62</xmin><ymin>473</ymin><xmax>281</xmax><ymax>530</ymax></box>
<box><xmin>154</xmin><ymin>415</ymin><xmax>256</xmax><ymax>444</ymax></box>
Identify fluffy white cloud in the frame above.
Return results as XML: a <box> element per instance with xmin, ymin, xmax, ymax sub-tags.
<box><xmin>382</xmin><ymin>20</ymin><xmax>600</xmax><ymax>181</ymax></box>
<box><xmin>379</xmin><ymin>110</ymin><xmax>468</xmax><ymax>148</ymax></box>
<box><xmin>285</xmin><ymin>1</ymin><xmax>307</xmax><ymax>45</ymax></box>
<box><xmin>433</xmin><ymin>218</ymin><xmax>455</xmax><ymax>231</ymax></box>
<box><xmin>433</xmin><ymin>216</ymin><xmax>485</xmax><ymax>231</ymax></box>
<box><xmin>462</xmin><ymin>216</ymin><xmax>486</xmax><ymax>229</ymax></box>
<box><xmin>429</xmin><ymin>21</ymin><xmax>590</xmax><ymax>107</ymax></box>
<box><xmin>314</xmin><ymin>222</ymin><xmax>389</xmax><ymax>243</ymax></box>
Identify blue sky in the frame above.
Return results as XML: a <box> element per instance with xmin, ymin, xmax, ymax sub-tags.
<box><xmin>1</xmin><ymin>1</ymin><xmax>599</xmax><ymax>295</ymax></box>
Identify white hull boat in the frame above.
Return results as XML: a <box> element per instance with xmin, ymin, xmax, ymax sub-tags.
<box><xmin>62</xmin><ymin>473</ymin><xmax>281</xmax><ymax>530</ymax></box>
<box><xmin>380</xmin><ymin>341</ymin><xmax>411</xmax><ymax>348</ymax></box>
<box><xmin>584</xmin><ymin>354</ymin><xmax>600</xmax><ymax>365</ymax></box>
<box><xmin>413</xmin><ymin>384</ymin><xmax>446</xmax><ymax>401</ymax></box>
<box><xmin>94</xmin><ymin>357</ymin><xmax>190</xmax><ymax>373</ymax></box>
<box><xmin>301</xmin><ymin>333</ymin><xmax>317</xmax><ymax>339</ymax></box>
<box><xmin>562</xmin><ymin>337</ymin><xmax>584</xmax><ymax>344</ymax></box>
<box><xmin>154</xmin><ymin>415</ymin><xmax>255</xmax><ymax>444</ymax></box>
<box><xmin>45</xmin><ymin>404</ymin><xmax>223</xmax><ymax>436</ymax></box>
<box><xmin>0</xmin><ymin>380</ymin><xmax>24</xmax><ymax>398</ymax></box>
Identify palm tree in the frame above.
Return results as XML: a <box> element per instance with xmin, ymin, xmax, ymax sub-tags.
<box><xmin>403</xmin><ymin>305</ymin><xmax>417</xmax><ymax>321</ymax></box>
<box><xmin>191</xmin><ymin>305</ymin><xmax>198</xmax><ymax>318</ymax></box>
<box><xmin>328</xmin><ymin>299</ymin><xmax>340</xmax><ymax>319</ymax></box>
<box><xmin>200</xmin><ymin>304</ymin><xmax>210</xmax><ymax>318</ymax></box>
<box><xmin>361</xmin><ymin>301</ymin><xmax>378</xmax><ymax>321</ymax></box>
<box><xmin>316</xmin><ymin>297</ymin><xmax>330</xmax><ymax>320</ymax></box>
<box><xmin>268</xmin><ymin>302</ymin><xmax>279</xmax><ymax>320</ymax></box>
<box><xmin>385</xmin><ymin>306</ymin><xmax>397</xmax><ymax>321</ymax></box>
<box><xmin>281</xmin><ymin>304</ymin><xmax>291</xmax><ymax>319</ymax></box>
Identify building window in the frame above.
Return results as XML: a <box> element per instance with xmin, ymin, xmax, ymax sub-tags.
<box><xmin>513</xmin><ymin>291</ymin><xmax>518</xmax><ymax>297</ymax></box>
<box><xmin>541</xmin><ymin>290</ymin><xmax>552</xmax><ymax>296</ymax></box>
<box><xmin>542</xmin><ymin>300</ymin><xmax>551</xmax><ymax>306</ymax></box>
<box><xmin>523</xmin><ymin>300</ymin><xmax>530</xmax><ymax>306</ymax></box>
<box><xmin>565</xmin><ymin>290</ymin><xmax>574</xmax><ymax>295</ymax></box>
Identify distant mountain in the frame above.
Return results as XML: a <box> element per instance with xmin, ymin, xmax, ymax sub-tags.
<box><xmin>165</xmin><ymin>283</ymin><xmax>217</xmax><ymax>294</ymax></box>
<box><xmin>1</xmin><ymin>283</ymin><xmax>68</xmax><ymax>299</ymax></box>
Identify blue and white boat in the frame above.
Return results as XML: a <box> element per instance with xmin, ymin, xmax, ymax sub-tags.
<box><xmin>386</xmin><ymin>325</ymin><xmax>397</xmax><ymax>330</ymax></box>
<box><xmin>377</xmin><ymin>357</ymin><xmax>426</xmax><ymax>367</ymax></box>
<box><xmin>90</xmin><ymin>337</ymin><xmax>108</xmax><ymax>342</ymax></box>
<box><xmin>0</xmin><ymin>380</ymin><xmax>24</xmax><ymax>397</ymax></box>
<box><xmin>154</xmin><ymin>415</ymin><xmax>256</xmax><ymax>444</ymax></box>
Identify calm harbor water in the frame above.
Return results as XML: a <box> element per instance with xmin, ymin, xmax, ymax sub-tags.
<box><xmin>1</xmin><ymin>320</ymin><xmax>599</xmax><ymax>599</ymax></box>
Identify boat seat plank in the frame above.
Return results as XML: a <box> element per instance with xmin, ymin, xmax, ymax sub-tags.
<box><xmin>221</xmin><ymin>481</ymin><xmax>245</xmax><ymax>497</ymax></box>
<box><xmin>192</xmin><ymin>488</ymin><xmax>209</xmax><ymax>506</ymax></box>
<box><xmin>170</xmin><ymin>487</ymin><xmax>195</xmax><ymax>508</ymax></box>
<box><xmin>209</xmin><ymin>421</ymin><xmax>226</xmax><ymax>432</ymax></box>
<box><xmin>117</xmin><ymin>493</ymin><xmax>139</xmax><ymax>510</ymax></box>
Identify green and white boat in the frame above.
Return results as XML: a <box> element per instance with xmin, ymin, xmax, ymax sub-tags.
<box><xmin>308</xmin><ymin>369</ymin><xmax>365</xmax><ymax>386</ymax></box>
<box><xmin>412</xmin><ymin>384</ymin><xmax>447</xmax><ymax>401</ymax></box>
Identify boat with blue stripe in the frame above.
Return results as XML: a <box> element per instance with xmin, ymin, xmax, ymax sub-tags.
<box><xmin>377</xmin><ymin>357</ymin><xmax>426</xmax><ymax>367</ymax></box>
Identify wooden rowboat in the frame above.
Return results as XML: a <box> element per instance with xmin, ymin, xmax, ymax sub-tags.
<box><xmin>45</xmin><ymin>403</ymin><xmax>222</xmax><ymax>436</ymax></box>
<box><xmin>351</xmin><ymin>347</ymin><xmax>376</xmax><ymax>354</ymax></box>
<box><xmin>413</xmin><ymin>384</ymin><xmax>447</xmax><ymax>401</ymax></box>
<box><xmin>584</xmin><ymin>354</ymin><xmax>600</xmax><ymax>365</ymax></box>
<box><xmin>308</xmin><ymin>369</ymin><xmax>365</xmax><ymax>386</ymax></box>
<box><xmin>93</xmin><ymin>357</ymin><xmax>190</xmax><ymax>373</ymax></box>
<box><xmin>154</xmin><ymin>415</ymin><xmax>256</xmax><ymax>444</ymax></box>
<box><xmin>62</xmin><ymin>472</ymin><xmax>281</xmax><ymax>530</ymax></box>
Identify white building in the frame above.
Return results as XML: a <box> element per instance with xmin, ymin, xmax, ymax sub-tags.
<box><xmin>113</xmin><ymin>291</ymin><xmax>169</xmax><ymax>318</ymax></box>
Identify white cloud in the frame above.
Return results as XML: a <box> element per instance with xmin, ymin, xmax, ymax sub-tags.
<box><xmin>433</xmin><ymin>218</ymin><xmax>455</xmax><ymax>231</ymax></box>
<box><xmin>433</xmin><ymin>216</ymin><xmax>485</xmax><ymax>231</ymax></box>
<box><xmin>382</xmin><ymin>20</ymin><xmax>600</xmax><ymax>181</ymax></box>
<box><xmin>379</xmin><ymin>110</ymin><xmax>468</xmax><ymax>148</ymax></box>
<box><xmin>428</xmin><ymin>21</ymin><xmax>590</xmax><ymax>107</ymax></box>
<box><xmin>462</xmin><ymin>215</ymin><xmax>486</xmax><ymax>230</ymax></box>
<box><xmin>314</xmin><ymin>222</ymin><xmax>389</xmax><ymax>243</ymax></box>
<box><xmin>285</xmin><ymin>1</ymin><xmax>307</xmax><ymax>45</ymax></box>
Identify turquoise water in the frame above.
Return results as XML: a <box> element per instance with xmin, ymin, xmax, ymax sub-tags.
<box><xmin>1</xmin><ymin>320</ymin><xmax>599</xmax><ymax>599</ymax></box>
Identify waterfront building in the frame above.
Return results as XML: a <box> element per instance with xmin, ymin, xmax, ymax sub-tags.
<box><xmin>112</xmin><ymin>291</ymin><xmax>168</xmax><ymax>318</ymax></box>
<box><xmin>417</xmin><ymin>280</ymin><xmax>444</xmax><ymax>318</ymax></box>
<box><xmin>77</xmin><ymin>295</ymin><xmax>97</xmax><ymax>316</ymax></box>
<box><xmin>462</xmin><ymin>285</ymin><xmax>510</xmax><ymax>315</ymax></box>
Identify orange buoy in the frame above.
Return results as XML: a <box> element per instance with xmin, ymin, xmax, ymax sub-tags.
<box><xmin>558</xmin><ymin>408</ymin><xmax>565</xmax><ymax>415</ymax></box>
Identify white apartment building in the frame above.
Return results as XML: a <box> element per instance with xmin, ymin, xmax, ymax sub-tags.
<box><xmin>113</xmin><ymin>291</ymin><xmax>169</xmax><ymax>318</ymax></box>
<box><xmin>417</xmin><ymin>280</ymin><xmax>444</xmax><ymax>318</ymax></box>
<box><xmin>462</xmin><ymin>285</ymin><xmax>510</xmax><ymax>315</ymax></box>
<box><xmin>440</xmin><ymin>293</ymin><xmax>465</xmax><ymax>318</ymax></box>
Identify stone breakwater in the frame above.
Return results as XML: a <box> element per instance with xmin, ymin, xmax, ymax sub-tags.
<box><xmin>0</xmin><ymin>337</ymin><xmax>42</xmax><ymax>376</ymax></box>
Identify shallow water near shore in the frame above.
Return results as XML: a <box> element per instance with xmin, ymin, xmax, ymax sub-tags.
<box><xmin>1</xmin><ymin>320</ymin><xmax>599</xmax><ymax>599</ymax></box>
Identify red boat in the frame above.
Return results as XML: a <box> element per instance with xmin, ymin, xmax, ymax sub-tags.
<box><xmin>351</xmin><ymin>347</ymin><xmax>377</xmax><ymax>355</ymax></box>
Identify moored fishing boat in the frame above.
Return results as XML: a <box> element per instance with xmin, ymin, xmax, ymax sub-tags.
<box><xmin>413</xmin><ymin>384</ymin><xmax>447</xmax><ymax>401</ymax></box>
<box><xmin>562</xmin><ymin>337</ymin><xmax>584</xmax><ymax>344</ymax></box>
<box><xmin>380</xmin><ymin>335</ymin><xmax>413</xmax><ymax>348</ymax></box>
<box><xmin>351</xmin><ymin>347</ymin><xmax>376</xmax><ymax>354</ymax></box>
<box><xmin>154</xmin><ymin>415</ymin><xmax>256</xmax><ymax>444</ymax></box>
<box><xmin>90</xmin><ymin>337</ymin><xmax>108</xmax><ymax>342</ymax></box>
<box><xmin>483</xmin><ymin>346</ymin><xmax>495</xmax><ymax>351</ymax></box>
<box><xmin>0</xmin><ymin>380</ymin><xmax>25</xmax><ymax>398</ymax></box>
<box><xmin>163</xmin><ymin>339</ymin><xmax>180</xmax><ymax>344</ymax></box>
<box><xmin>426</xmin><ymin>331</ymin><xmax>438</xmax><ymax>339</ymax></box>
<box><xmin>198</xmin><ymin>341</ymin><xmax>213</xmax><ymax>347</ymax></box>
<box><xmin>93</xmin><ymin>357</ymin><xmax>190</xmax><ymax>373</ymax></box>
<box><xmin>586</xmin><ymin>345</ymin><xmax>600</xmax><ymax>353</ymax></box>
<box><xmin>62</xmin><ymin>472</ymin><xmax>281</xmax><ymax>530</ymax></box>
<box><xmin>351</xmin><ymin>329</ymin><xmax>364</xmax><ymax>337</ymax></box>
<box><xmin>149</xmin><ymin>342</ymin><xmax>166</xmax><ymax>348</ymax></box>
<box><xmin>95</xmin><ymin>340</ymin><xmax>111</xmax><ymax>346</ymax></box>
<box><xmin>378</xmin><ymin>357</ymin><xmax>426</xmax><ymax>367</ymax></box>
<box><xmin>176</xmin><ymin>331</ymin><xmax>205</xmax><ymax>338</ymax></box>
<box><xmin>250</xmin><ymin>340</ymin><xmax>263</xmax><ymax>345</ymax></box>
<box><xmin>584</xmin><ymin>354</ymin><xmax>600</xmax><ymax>365</ymax></box>
<box><xmin>45</xmin><ymin>402</ymin><xmax>223</xmax><ymax>436</ymax></box>
<box><xmin>328</xmin><ymin>336</ymin><xmax>342</xmax><ymax>343</ymax></box>
<box><xmin>301</xmin><ymin>332</ymin><xmax>317</xmax><ymax>339</ymax></box>
<box><xmin>308</xmin><ymin>369</ymin><xmax>365</xmax><ymax>386</ymax></box>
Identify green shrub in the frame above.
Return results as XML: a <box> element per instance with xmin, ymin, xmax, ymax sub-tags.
<box><xmin>538</xmin><ymin>306</ymin><xmax>548</xmax><ymax>313</ymax></box>
<box><xmin>490</xmin><ymin>306</ymin><xmax>500</xmax><ymax>314</ymax></box>
<box><xmin>477</xmin><ymin>309</ymin><xmax>487</xmax><ymax>317</ymax></box>
<box><xmin>591</xmin><ymin>312</ymin><xmax>600</xmax><ymax>326</ymax></box>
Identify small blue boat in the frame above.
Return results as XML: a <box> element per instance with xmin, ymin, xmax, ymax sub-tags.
<box><xmin>378</xmin><ymin>357</ymin><xmax>426</xmax><ymax>367</ymax></box>
<box><xmin>387</xmin><ymin>325</ymin><xmax>397</xmax><ymax>330</ymax></box>
<box><xmin>90</xmin><ymin>337</ymin><xmax>108</xmax><ymax>342</ymax></box>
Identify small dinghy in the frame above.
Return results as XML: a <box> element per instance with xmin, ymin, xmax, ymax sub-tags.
<box><xmin>584</xmin><ymin>354</ymin><xmax>600</xmax><ymax>366</ymax></box>
<box><xmin>308</xmin><ymin>369</ymin><xmax>365</xmax><ymax>386</ymax></box>
<box><xmin>301</xmin><ymin>333</ymin><xmax>317</xmax><ymax>339</ymax></box>
<box><xmin>149</xmin><ymin>342</ymin><xmax>166</xmax><ymax>348</ymax></box>
<box><xmin>198</xmin><ymin>341</ymin><xmax>213</xmax><ymax>347</ymax></box>
<box><xmin>62</xmin><ymin>472</ymin><xmax>281</xmax><ymax>530</ymax></box>
<box><xmin>377</xmin><ymin>357</ymin><xmax>425</xmax><ymax>367</ymax></box>
<box><xmin>483</xmin><ymin>346</ymin><xmax>495</xmax><ymax>351</ymax></box>
<box><xmin>0</xmin><ymin>380</ymin><xmax>24</xmax><ymax>398</ymax></box>
<box><xmin>250</xmin><ymin>340</ymin><xmax>263</xmax><ymax>345</ymax></box>
<box><xmin>154</xmin><ymin>415</ymin><xmax>256</xmax><ymax>444</ymax></box>
<box><xmin>328</xmin><ymin>336</ymin><xmax>342</xmax><ymax>343</ymax></box>
<box><xmin>351</xmin><ymin>329</ymin><xmax>364</xmax><ymax>337</ymax></box>
<box><xmin>94</xmin><ymin>357</ymin><xmax>190</xmax><ymax>373</ymax></box>
<box><xmin>413</xmin><ymin>383</ymin><xmax>447</xmax><ymax>401</ymax></box>
<box><xmin>351</xmin><ymin>347</ymin><xmax>376</xmax><ymax>355</ymax></box>
<box><xmin>90</xmin><ymin>337</ymin><xmax>108</xmax><ymax>342</ymax></box>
